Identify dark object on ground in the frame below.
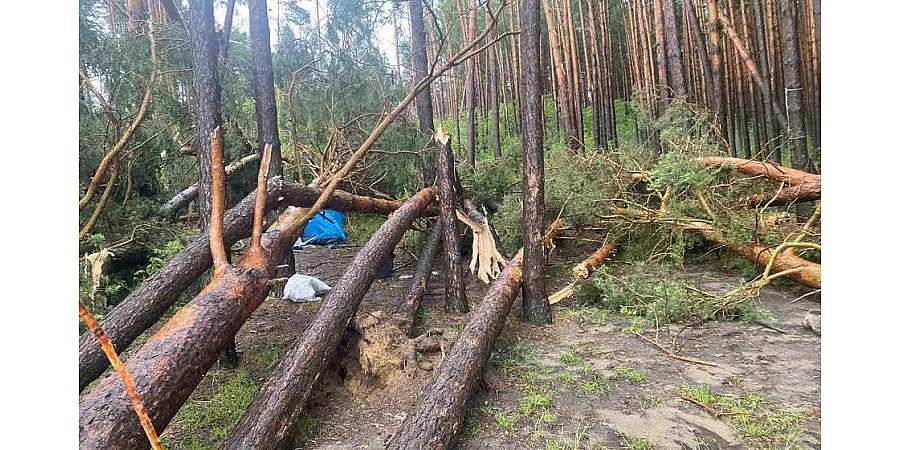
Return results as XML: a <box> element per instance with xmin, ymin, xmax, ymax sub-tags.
<box><xmin>377</xmin><ymin>252</ymin><xmax>395</xmax><ymax>279</ymax></box>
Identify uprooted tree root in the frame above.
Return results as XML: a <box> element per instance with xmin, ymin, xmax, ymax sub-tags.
<box><xmin>342</xmin><ymin>310</ymin><xmax>454</xmax><ymax>397</ymax></box>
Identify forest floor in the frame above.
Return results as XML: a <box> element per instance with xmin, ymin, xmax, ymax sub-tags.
<box><xmin>160</xmin><ymin>239</ymin><xmax>821</xmax><ymax>450</ymax></box>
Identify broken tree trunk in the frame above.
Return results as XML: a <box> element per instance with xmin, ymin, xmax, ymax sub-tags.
<box><xmin>685</xmin><ymin>220</ymin><xmax>820</xmax><ymax>289</ymax></box>
<box><xmin>159</xmin><ymin>152</ymin><xmax>261</xmax><ymax>218</ymax></box>
<box><xmin>435</xmin><ymin>128</ymin><xmax>468</xmax><ymax>313</ymax></box>
<box><xmin>222</xmin><ymin>188</ymin><xmax>437</xmax><ymax>450</ymax></box>
<box><xmin>79</xmin><ymin>180</ymin><xmax>410</xmax><ymax>392</ymax></box>
<box><xmin>745</xmin><ymin>178</ymin><xmax>821</xmax><ymax>207</ymax></box>
<box><xmin>572</xmin><ymin>241</ymin><xmax>619</xmax><ymax>280</ymax></box>
<box><xmin>696</xmin><ymin>156</ymin><xmax>819</xmax><ymax>186</ymax></box>
<box><xmin>398</xmin><ymin>218</ymin><xmax>444</xmax><ymax>335</ymax></box>
<box><xmin>697</xmin><ymin>156</ymin><xmax>821</xmax><ymax>206</ymax></box>
<box><xmin>384</xmin><ymin>250</ymin><xmax>525</xmax><ymax>450</ymax></box>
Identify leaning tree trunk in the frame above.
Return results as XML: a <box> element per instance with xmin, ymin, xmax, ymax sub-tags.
<box><xmin>385</xmin><ymin>250</ymin><xmax>524</xmax><ymax>450</ymax></box>
<box><xmin>521</xmin><ymin>0</ymin><xmax>550</xmax><ymax>325</ymax></box>
<box><xmin>435</xmin><ymin>129</ymin><xmax>469</xmax><ymax>313</ymax></box>
<box><xmin>222</xmin><ymin>188</ymin><xmax>437</xmax><ymax>450</ymax></box>
<box><xmin>79</xmin><ymin>180</ymin><xmax>411</xmax><ymax>391</ymax></box>
<box><xmin>79</xmin><ymin>188</ymin><xmax>434</xmax><ymax>449</ymax></box>
<box><xmin>398</xmin><ymin>218</ymin><xmax>445</xmax><ymax>335</ymax></box>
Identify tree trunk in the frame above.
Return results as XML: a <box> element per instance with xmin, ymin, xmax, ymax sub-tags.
<box><xmin>80</xmin><ymin>188</ymin><xmax>435</xmax><ymax>449</ymax></box>
<box><xmin>489</xmin><ymin>29</ymin><xmax>502</xmax><ymax>158</ymax></box>
<box><xmin>385</xmin><ymin>250</ymin><xmax>524</xmax><ymax>450</ymax></box>
<box><xmin>684</xmin><ymin>0</ymin><xmax>715</xmax><ymax>110</ymax></box>
<box><xmin>522</xmin><ymin>0</ymin><xmax>551</xmax><ymax>325</ymax></box>
<box><xmin>79</xmin><ymin>181</ymin><xmax>416</xmax><ymax>391</ymax></box>
<box><xmin>707</xmin><ymin>0</ymin><xmax>727</xmax><ymax>130</ymax></box>
<box><xmin>662</xmin><ymin>0</ymin><xmax>687</xmax><ymax>99</ymax></box>
<box><xmin>541</xmin><ymin>0</ymin><xmax>578</xmax><ymax>153</ymax></box>
<box><xmin>398</xmin><ymin>218</ymin><xmax>445</xmax><ymax>335</ymax></box>
<box><xmin>654</xmin><ymin>0</ymin><xmax>669</xmax><ymax>105</ymax></box>
<box><xmin>435</xmin><ymin>129</ymin><xmax>469</xmax><ymax>313</ymax></box>
<box><xmin>778</xmin><ymin>0</ymin><xmax>811</xmax><ymax>173</ymax></box>
<box><xmin>465</xmin><ymin>0</ymin><xmax>478</xmax><ymax>169</ymax></box>
<box><xmin>222</xmin><ymin>189</ymin><xmax>437</xmax><ymax>450</ymax></box>
<box><xmin>159</xmin><ymin>153</ymin><xmax>261</xmax><ymax>218</ymax></box>
<box><xmin>409</xmin><ymin>0</ymin><xmax>437</xmax><ymax>185</ymax></box>
<box><xmin>219</xmin><ymin>0</ymin><xmax>237</xmax><ymax>64</ymax></box>
<box><xmin>188</xmin><ymin>0</ymin><xmax>221</xmax><ymax>236</ymax></box>
<box><xmin>744</xmin><ymin>180</ymin><xmax>820</xmax><ymax>207</ymax></box>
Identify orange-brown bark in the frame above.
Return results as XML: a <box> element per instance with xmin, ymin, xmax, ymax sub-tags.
<box><xmin>697</xmin><ymin>156</ymin><xmax>819</xmax><ymax>186</ymax></box>
<box><xmin>573</xmin><ymin>241</ymin><xmax>619</xmax><ymax>280</ymax></box>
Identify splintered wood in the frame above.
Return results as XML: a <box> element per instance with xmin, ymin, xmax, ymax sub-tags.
<box><xmin>456</xmin><ymin>209</ymin><xmax>507</xmax><ymax>283</ymax></box>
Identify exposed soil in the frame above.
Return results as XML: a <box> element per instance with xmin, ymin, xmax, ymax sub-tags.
<box><xmin>166</xmin><ymin>242</ymin><xmax>821</xmax><ymax>450</ymax></box>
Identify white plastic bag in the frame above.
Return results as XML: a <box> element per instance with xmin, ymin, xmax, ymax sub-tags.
<box><xmin>282</xmin><ymin>274</ymin><xmax>332</xmax><ymax>302</ymax></box>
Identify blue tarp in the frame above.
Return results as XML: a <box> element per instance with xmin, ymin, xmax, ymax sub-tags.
<box><xmin>294</xmin><ymin>209</ymin><xmax>347</xmax><ymax>248</ymax></box>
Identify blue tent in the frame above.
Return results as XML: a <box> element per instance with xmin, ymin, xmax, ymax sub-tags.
<box><xmin>294</xmin><ymin>210</ymin><xmax>347</xmax><ymax>248</ymax></box>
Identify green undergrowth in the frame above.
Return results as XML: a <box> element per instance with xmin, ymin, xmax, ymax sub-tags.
<box><xmin>679</xmin><ymin>384</ymin><xmax>810</xmax><ymax>449</ymax></box>
<box><xmin>163</xmin><ymin>368</ymin><xmax>259</xmax><ymax>449</ymax></box>
<box><xmin>573</xmin><ymin>262</ymin><xmax>771</xmax><ymax>326</ymax></box>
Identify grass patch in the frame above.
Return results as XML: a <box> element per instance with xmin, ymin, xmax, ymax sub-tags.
<box><xmin>163</xmin><ymin>368</ymin><xmax>258</xmax><ymax>449</ymax></box>
<box><xmin>520</xmin><ymin>393</ymin><xmax>552</xmax><ymax>417</ymax></box>
<box><xmin>559</xmin><ymin>349</ymin><xmax>583</xmax><ymax>366</ymax></box>
<box><xmin>620</xmin><ymin>432</ymin><xmax>655</xmax><ymax>450</ymax></box>
<box><xmin>615</xmin><ymin>366</ymin><xmax>646</xmax><ymax>384</ymax></box>
<box><xmin>679</xmin><ymin>384</ymin><xmax>809</xmax><ymax>449</ymax></box>
<box><xmin>579</xmin><ymin>377</ymin><xmax>611</xmax><ymax>396</ymax></box>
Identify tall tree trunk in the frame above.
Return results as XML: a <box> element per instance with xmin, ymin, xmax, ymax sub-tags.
<box><xmin>521</xmin><ymin>0</ymin><xmax>551</xmax><ymax>324</ymax></box>
<box><xmin>707</xmin><ymin>0</ymin><xmax>727</xmax><ymax>131</ymax></box>
<box><xmin>778</xmin><ymin>0</ymin><xmax>811</xmax><ymax>173</ymax></box>
<box><xmin>465</xmin><ymin>0</ymin><xmax>478</xmax><ymax>168</ymax></box>
<box><xmin>435</xmin><ymin>129</ymin><xmax>468</xmax><ymax>313</ymax></box>
<box><xmin>662</xmin><ymin>0</ymin><xmax>687</xmax><ymax>99</ymax></box>
<box><xmin>684</xmin><ymin>0</ymin><xmax>714</xmax><ymax>109</ymax></box>
<box><xmin>653</xmin><ymin>0</ymin><xmax>669</xmax><ymax>105</ymax></box>
<box><xmin>219</xmin><ymin>0</ymin><xmax>237</xmax><ymax>64</ymax></box>
<box><xmin>490</xmin><ymin>28</ymin><xmax>502</xmax><ymax>157</ymax></box>
<box><xmin>541</xmin><ymin>0</ymin><xmax>579</xmax><ymax>153</ymax></box>
<box><xmin>410</xmin><ymin>0</ymin><xmax>436</xmax><ymax>184</ymax></box>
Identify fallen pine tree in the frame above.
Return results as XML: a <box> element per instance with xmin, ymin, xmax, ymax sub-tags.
<box><xmin>384</xmin><ymin>249</ymin><xmax>524</xmax><ymax>450</ymax></box>
<box><xmin>79</xmin><ymin>179</ymin><xmax>409</xmax><ymax>391</ymax></box>
<box><xmin>696</xmin><ymin>156</ymin><xmax>821</xmax><ymax>207</ymax></box>
<box><xmin>398</xmin><ymin>217</ymin><xmax>444</xmax><ymax>335</ymax></box>
<box><xmin>221</xmin><ymin>187</ymin><xmax>436</xmax><ymax>449</ymax></box>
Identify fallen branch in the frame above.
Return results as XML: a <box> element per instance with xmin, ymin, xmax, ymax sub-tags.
<box><xmin>159</xmin><ymin>152</ymin><xmax>262</xmax><ymax>218</ymax></box>
<box><xmin>635</xmin><ymin>332</ymin><xmax>718</xmax><ymax>367</ymax></box>
<box><xmin>549</xmin><ymin>241</ymin><xmax>618</xmax><ymax>305</ymax></box>
<box><xmin>398</xmin><ymin>218</ymin><xmax>444</xmax><ymax>335</ymax></box>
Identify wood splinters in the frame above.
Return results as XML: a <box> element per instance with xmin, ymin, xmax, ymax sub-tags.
<box><xmin>209</xmin><ymin>126</ymin><xmax>230</xmax><ymax>278</ymax></box>
<box><xmin>250</xmin><ymin>142</ymin><xmax>273</xmax><ymax>253</ymax></box>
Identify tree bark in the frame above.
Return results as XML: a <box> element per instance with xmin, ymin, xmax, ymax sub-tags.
<box><xmin>219</xmin><ymin>0</ymin><xmax>237</xmax><ymax>63</ymax></box>
<box><xmin>79</xmin><ymin>181</ymin><xmax>415</xmax><ymax>391</ymax></box>
<box><xmin>707</xmin><ymin>0</ymin><xmax>727</xmax><ymax>130</ymax></box>
<box><xmin>662</xmin><ymin>0</ymin><xmax>687</xmax><ymax>99</ymax></box>
<box><xmin>435</xmin><ymin>129</ymin><xmax>469</xmax><ymax>313</ymax></box>
<box><xmin>522</xmin><ymin>0</ymin><xmax>551</xmax><ymax>325</ymax></box>
<box><xmin>409</xmin><ymin>0</ymin><xmax>437</xmax><ymax>184</ymax></box>
<box><xmin>159</xmin><ymin>152</ymin><xmax>262</xmax><ymax>218</ymax></box>
<box><xmin>684</xmin><ymin>0</ymin><xmax>715</xmax><ymax>110</ymax></box>
<box><xmin>398</xmin><ymin>218</ymin><xmax>445</xmax><ymax>335</ymax></box>
<box><xmin>778</xmin><ymin>0</ymin><xmax>811</xmax><ymax>174</ymax></box>
<box><xmin>385</xmin><ymin>250</ymin><xmax>524</xmax><ymax>450</ymax></box>
<box><xmin>465</xmin><ymin>0</ymin><xmax>478</xmax><ymax>169</ymax></box>
<box><xmin>222</xmin><ymin>188</ymin><xmax>437</xmax><ymax>450</ymax></box>
<box><xmin>541</xmin><ymin>0</ymin><xmax>579</xmax><ymax>153</ymax></box>
<box><xmin>696</xmin><ymin>156</ymin><xmax>818</xmax><ymax>186</ymax></box>
<box><xmin>744</xmin><ymin>179</ymin><xmax>820</xmax><ymax>207</ymax></box>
